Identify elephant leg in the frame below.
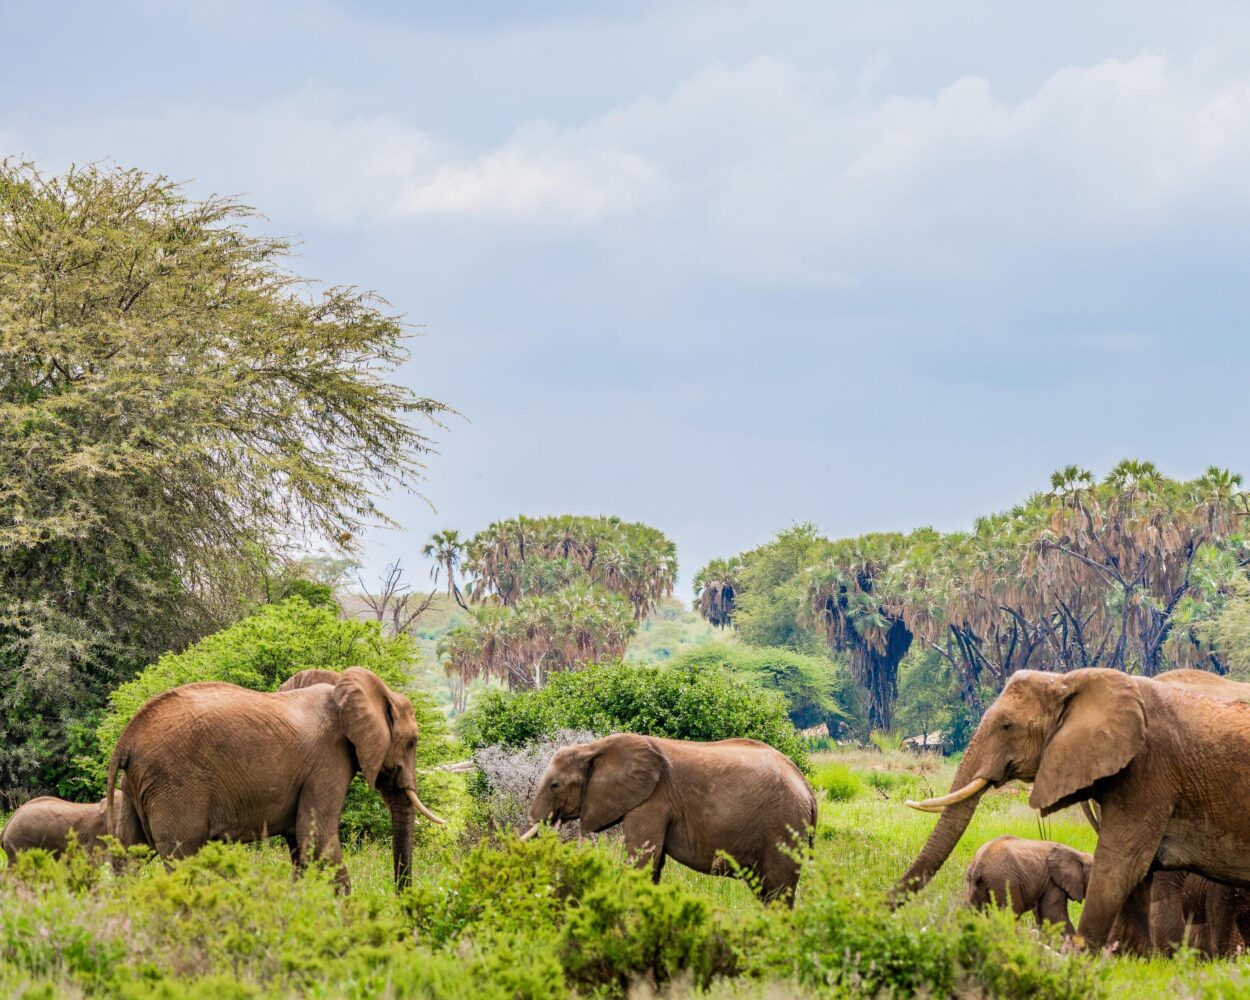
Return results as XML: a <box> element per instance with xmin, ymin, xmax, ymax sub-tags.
<box><xmin>620</xmin><ymin>805</ymin><xmax>668</xmax><ymax>883</ymax></box>
<box><xmin>1076</xmin><ymin>807</ymin><xmax>1166</xmax><ymax>951</ymax></box>
<box><xmin>284</xmin><ymin>833</ymin><xmax>303</xmax><ymax>872</ymax></box>
<box><xmin>1037</xmin><ymin>883</ymin><xmax>1074</xmax><ymax>936</ymax></box>
<box><xmin>758</xmin><ymin>841</ymin><xmax>802</xmax><ymax>907</ymax></box>
<box><xmin>1149</xmin><ymin>871</ymin><xmax>1189</xmax><ymax>954</ymax></box>
<box><xmin>297</xmin><ymin>806</ymin><xmax>348</xmax><ymax>893</ymax></box>
<box><xmin>1105</xmin><ymin>877</ymin><xmax>1156</xmax><ymax>956</ymax></box>
<box><xmin>1204</xmin><ymin>881</ymin><xmax>1236</xmax><ymax>957</ymax></box>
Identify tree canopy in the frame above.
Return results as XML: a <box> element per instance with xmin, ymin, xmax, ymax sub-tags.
<box><xmin>440</xmin><ymin>516</ymin><xmax>677</xmax><ymax>694</ymax></box>
<box><xmin>0</xmin><ymin>161</ymin><xmax>447</xmax><ymax>800</ymax></box>
<box><xmin>696</xmin><ymin>461</ymin><xmax>1249</xmax><ymax>734</ymax></box>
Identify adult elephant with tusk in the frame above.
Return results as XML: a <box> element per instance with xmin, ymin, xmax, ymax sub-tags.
<box><xmin>894</xmin><ymin>667</ymin><xmax>1250</xmax><ymax>951</ymax></box>
<box><xmin>107</xmin><ymin>667</ymin><xmax>444</xmax><ymax>892</ymax></box>
<box><xmin>520</xmin><ymin>733</ymin><xmax>816</xmax><ymax>904</ymax></box>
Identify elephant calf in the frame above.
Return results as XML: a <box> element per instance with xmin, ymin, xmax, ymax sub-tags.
<box><xmin>2</xmin><ymin>794</ymin><xmax>118</xmax><ymax>863</ymax></box>
<box><xmin>964</xmin><ymin>835</ymin><xmax>1091</xmax><ymax>935</ymax></box>
<box><xmin>522</xmin><ymin>733</ymin><xmax>817</xmax><ymax>904</ymax></box>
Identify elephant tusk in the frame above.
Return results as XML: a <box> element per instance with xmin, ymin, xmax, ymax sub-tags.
<box><xmin>406</xmin><ymin>788</ymin><xmax>447</xmax><ymax>825</ymax></box>
<box><xmin>905</xmin><ymin>777</ymin><xmax>990</xmax><ymax>813</ymax></box>
<box><xmin>553</xmin><ymin>818</ymin><xmax>562</xmax><ymax>832</ymax></box>
<box><xmin>518</xmin><ymin>822</ymin><xmax>541</xmax><ymax>841</ymax></box>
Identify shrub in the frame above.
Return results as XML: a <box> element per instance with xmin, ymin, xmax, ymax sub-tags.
<box><xmin>752</xmin><ymin>863</ymin><xmax>1104</xmax><ymax>999</ymax></box>
<box><xmin>458</xmin><ymin>660</ymin><xmax>806</xmax><ymax>769</ymax></box>
<box><xmin>407</xmin><ymin>833</ymin><xmax>750</xmax><ymax>996</ymax></box>
<box><xmin>869</xmin><ymin>729</ymin><xmax>905</xmax><ymax>753</ymax></box>
<box><xmin>669</xmin><ymin>643</ymin><xmax>849</xmax><ymax>731</ymax></box>
<box><xmin>810</xmin><ymin>761</ymin><xmax>863</xmax><ymax>802</ymax></box>
<box><xmin>78</xmin><ymin>597</ymin><xmax>460</xmax><ymax>841</ymax></box>
<box><xmin>470</xmin><ymin>729</ymin><xmax>596</xmax><ymax>834</ymax></box>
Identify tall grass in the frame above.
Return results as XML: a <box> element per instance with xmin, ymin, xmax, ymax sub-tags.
<box><xmin>0</xmin><ymin>751</ymin><xmax>1242</xmax><ymax>997</ymax></box>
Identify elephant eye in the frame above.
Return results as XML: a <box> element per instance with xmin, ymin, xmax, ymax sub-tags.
<box><xmin>1001</xmin><ymin>720</ymin><xmax>1013</xmax><ymax>730</ymax></box>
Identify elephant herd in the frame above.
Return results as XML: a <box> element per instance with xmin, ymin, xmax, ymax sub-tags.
<box><xmin>901</xmin><ymin>666</ymin><xmax>1250</xmax><ymax>954</ymax></box>
<box><xmin>7</xmin><ymin>661</ymin><xmax>1250</xmax><ymax>956</ymax></box>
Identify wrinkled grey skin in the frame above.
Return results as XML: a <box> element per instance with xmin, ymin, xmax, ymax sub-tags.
<box><xmin>2</xmin><ymin>795</ymin><xmax>119</xmax><ymax>863</ymax></box>
<box><xmin>107</xmin><ymin>667</ymin><xmax>439</xmax><ymax>892</ymax></box>
<box><xmin>964</xmin><ymin>835</ymin><xmax>1091</xmax><ymax>936</ymax></box>
<box><xmin>895</xmin><ymin>667</ymin><xmax>1250</xmax><ymax>951</ymax></box>
<box><xmin>525</xmin><ymin>733</ymin><xmax>817</xmax><ymax>904</ymax></box>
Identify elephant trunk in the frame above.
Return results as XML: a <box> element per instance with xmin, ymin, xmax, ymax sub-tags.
<box><xmin>388</xmin><ymin>793</ymin><xmax>415</xmax><ymax>891</ymax></box>
<box><xmin>890</xmin><ymin>751</ymin><xmax>989</xmax><ymax>904</ymax></box>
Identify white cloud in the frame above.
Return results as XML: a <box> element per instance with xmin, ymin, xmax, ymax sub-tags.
<box><xmin>396</xmin><ymin>122</ymin><xmax>658</xmax><ymax>223</ymax></box>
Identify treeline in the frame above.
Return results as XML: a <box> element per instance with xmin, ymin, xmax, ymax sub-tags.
<box><xmin>696</xmin><ymin>462</ymin><xmax>1250</xmax><ymax>738</ymax></box>
<box><xmin>436</xmin><ymin>515</ymin><xmax>678</xmax><ymax>704</ymax></box>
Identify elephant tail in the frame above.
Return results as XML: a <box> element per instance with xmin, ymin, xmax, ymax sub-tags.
<box><xmin>106</xmin><ymin>737</ymin><xmax>130</xmax><ymax>838</ymax></box>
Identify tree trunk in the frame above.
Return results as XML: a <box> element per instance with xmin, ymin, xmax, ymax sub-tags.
<box><xmin>851</xmin><ymin>617</ymin><xmax>912</xmax><ymax>732</ymax></box>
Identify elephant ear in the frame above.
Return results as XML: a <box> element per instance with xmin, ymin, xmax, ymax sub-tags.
<box><xmin>332</xmin><ymin>667</ymin><xmax>393</xmax><ymax>787</ymax></box>
<box><xmin>1030</xmin><ymin>669</ymin><xmax>1147</xmax><ymax>815</ymax></box>
<box><xmin>579</xmin><ymin>734</ymin><xmax>665</xmax><ymax>834</ymax></box>
<box><xmin>1048</xmin><ymin>845</ymin><xmax>1091</xmax><ymax>901</ymax></box>
<box><xmin>278</xmin><ymin>668</ymin><xmax>342</xmax><ymax>693</ymax></box>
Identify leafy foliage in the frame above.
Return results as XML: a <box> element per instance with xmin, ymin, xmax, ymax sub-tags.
<box><xmin>440</xmin><ymin>584</ymin><xmax>636</xmax><ymax>692</ymax></box>
<box><xmin>1199</xmin><ymin>578</ymin><xmax>1250</xmax><ymax>678</ymax></box>
<box><xmin>0</xmin><ymin>161</ymin><xmax>447</xmax><ymax>804</ymax></box>
<box><xmin>692</xmin><ymin>557</ymin><xmax>742</xmax><ymax>628</ymax></box>
<box><xmin>702</xmin><ymin>462</ymin><xmax>1249</xmax><ymax>738</ymax></box>
<box><xmin>442</xmin><ymin>516</ymin><xmax>677</xmax><ymax>692</ymax></box>
<box><xmin>464</xmin><ymin>515</ymin><xmax>677</xmax><ymax>617</ymax></box>
<box><xmin>78</xmin><ymin>599</ymin><xmax>458</xmax><ymax>841</ymax></box>
<box><xmin>457</xmin><ymin>659</ymin><xmax>807</xmax><ymax>768</ymax></box>
<box><xmin>0</xmin><ymin>818</ymin><xmax>1111</xmax><ymax>998</ymax></box>
<box><xmin>669</xmin><ymin>642</ymin><xmax>851</xmax><ymax>731</ymax></box>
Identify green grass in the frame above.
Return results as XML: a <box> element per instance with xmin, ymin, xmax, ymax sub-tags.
<box><xmin>0</xmin><ymin>752</ymin><xmax>1246</xmax><ymax>997</ymax></box>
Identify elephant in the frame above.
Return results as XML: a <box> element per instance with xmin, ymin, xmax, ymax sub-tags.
<box><xmin>1143</xmin><ymin>870</ymin><xmax>1250</xmax><ymax>956</ymax></box>
<box><xmin>2</xmin><ymin>794</ymin><xmax>119</xmax><ymax>863</ymax></box>
<box><xmin>106</xmin><ymin>666</ymin><xmax>444</xmax><ymax>891</ymax></box>
<box><xmin>894</xmin><ymin>667</ymin><xmax>1250</xmax><ymax>950</ymax></box>
<box><xmin>963</xmin><ymin>835</ymin><xmax>1091</xmax><ymax>936</ymax></box>
<box><xmin>520</xmin><ymin>733</ymin><xmax>817</xmax><ymax>904</ymax></box>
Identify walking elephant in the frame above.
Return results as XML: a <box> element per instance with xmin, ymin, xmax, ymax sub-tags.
<box><xmin>963</xmin><ymin>835</ymin><xmax>1091</xmax><ymax>936</ymax></box>
<box><xmin>107</xmin><ymin>667</ymin><xmax>444</xmax><ymax>891</ymax></box>
<box><xmin>894</xmin><ymin>667</ymin><xmax>1250</xmax><ymax>950</ymax></box>
<box><xmin>521</xmin><ymin>733</ymin><xmax>816</xmax><ymax>904</ymax></box>
<box><xmin>3</xmin><ymin>794</ymin><xmax>118</xmax><ymax>863</ymax></box>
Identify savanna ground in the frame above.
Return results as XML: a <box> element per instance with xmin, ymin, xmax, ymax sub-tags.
<box><xmin>1</xmin><ymin>751</ymin><xmax>1247</xmax><ymax>998</ymax></box>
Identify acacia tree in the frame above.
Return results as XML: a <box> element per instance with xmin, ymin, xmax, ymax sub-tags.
<box><xmin>0</xmin><ymin>162</ymin><xmax>447</xmax><ymax>798</ymax></box>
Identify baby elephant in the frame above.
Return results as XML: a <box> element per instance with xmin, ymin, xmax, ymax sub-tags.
<box><xmin>964</xmin><ymin>835</ymin><xmax>1091</xmax><ymax>935</ymax></box>
<box><xmin>2</xmin><ymin>794</ymin><xmax>118</xmax><ymax>863</ymax></box>
<box><xmin>522</xmin><ymin>733</ymin><xmax>817</xmax><ymax>904</ymax></box>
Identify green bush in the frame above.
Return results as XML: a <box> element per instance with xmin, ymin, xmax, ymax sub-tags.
<box><xmin>869</xmin><ymin>729</ymin><xmax>905</xmax><ymax>753</ymax></box>
<box><xmin>810</xmin><ymin>761</ymin><xmax>863</xmax><ymax>802</ymax></box>
<box><xmin>670</xmin><ymin>643</ymin><xmax>850</xmax><ymax>731</ymax></box>
<box><xmin>0</xmin><ymin>828</ymin><xmax>1116</xmax><ymax>999</ymax></box>
<box><xmin>75</xmin><ymin>597</ymin><xmax>460</xmax><ymax>842</ymax></box>
<box><xmin>751</xmin><ymin>866</ymin><xmax>1105</xmax><ymax>999</ymax></box>
<box><xmin>458</xmin><ymin>659</ymin><xmax>807</xmax><ymax>769</ymax></box>
<box><xmin>864</xmin><ymin>769</ymin><xmax>922</xmax><ymax>799</ymax></box>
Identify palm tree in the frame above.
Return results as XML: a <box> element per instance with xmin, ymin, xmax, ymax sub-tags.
<box><xmin>423</xmin><ymin>529</ymin><xmax>468</xmax><ymax>610</ymax></box>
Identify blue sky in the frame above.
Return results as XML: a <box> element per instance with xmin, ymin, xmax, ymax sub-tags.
<box><xmin>3</xmin><ymin>1</ymin><xmax>1248</xmax><ymax>597</ymax></box>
